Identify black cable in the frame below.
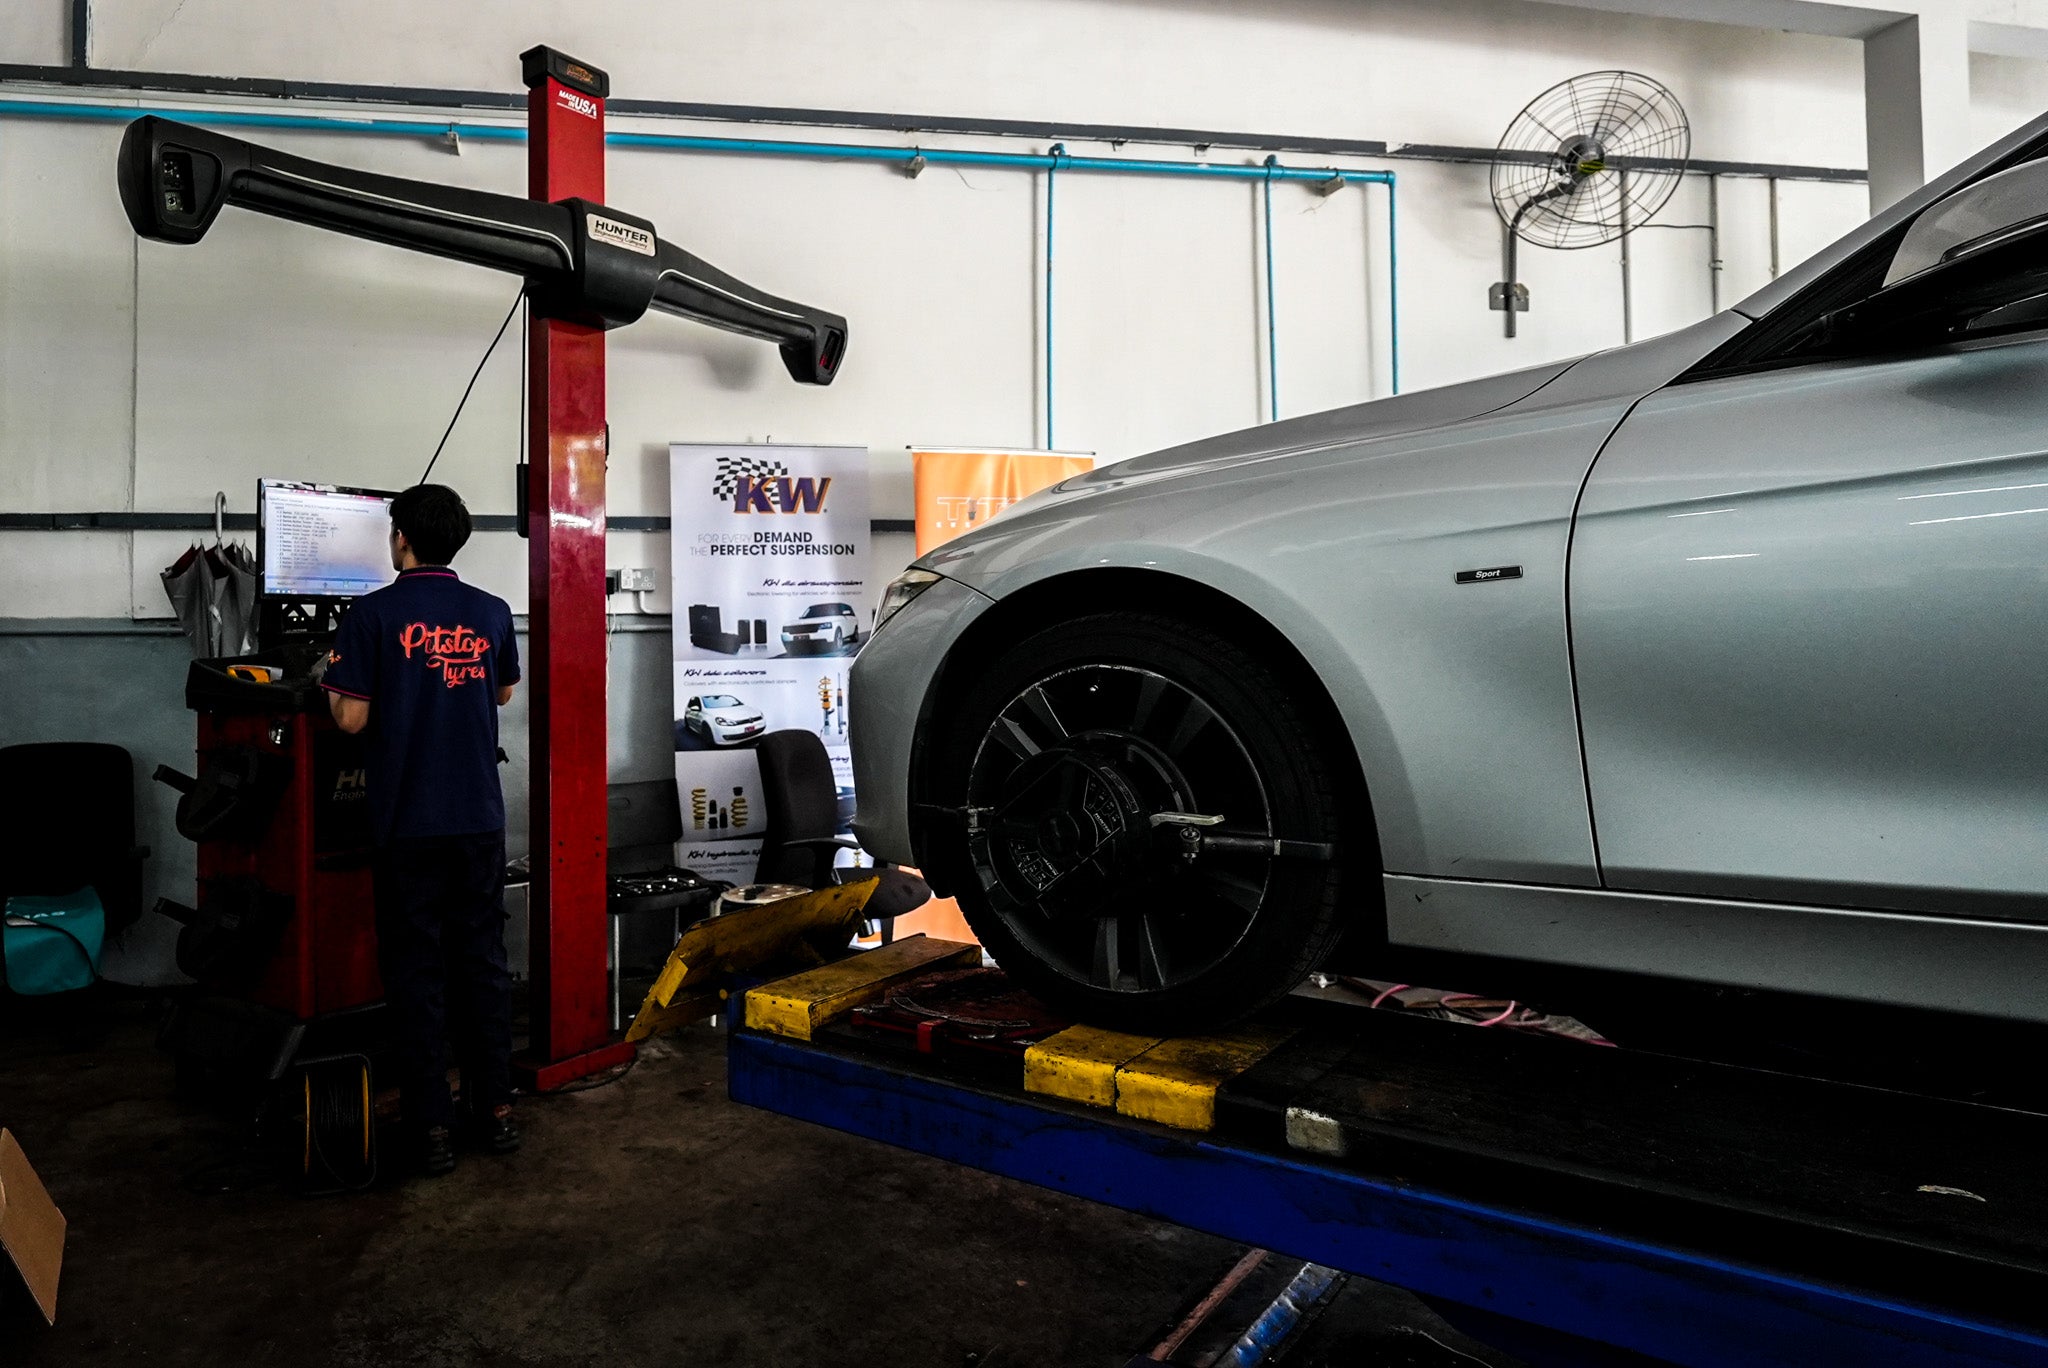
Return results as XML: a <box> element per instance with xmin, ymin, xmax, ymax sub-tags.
<box><xmin>548</xmin><ymin>1054</ymin><xmax>638</xmax><ymax>1093</ymax></box>
<box><xmin>420</xmin><ymin>289</ymin><xmax>525</xmax><ymax>486</ymax></box>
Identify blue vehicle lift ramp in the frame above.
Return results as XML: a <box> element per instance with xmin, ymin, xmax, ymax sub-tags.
<box><xmin>722</xmin><ymin>938</ymin><xmax>2048</xmax><ymax>1368</ymax></box>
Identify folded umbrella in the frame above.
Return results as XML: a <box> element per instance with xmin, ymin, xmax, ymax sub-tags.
<box><xmin>213</xmin><ymin>541</ymin><xmax>260</xmax><ymax>657</ymax></box>
<box><xmin>160</xmin><ymin>543</ymin><xmax>212</xmax><ymax>657</ymax></box>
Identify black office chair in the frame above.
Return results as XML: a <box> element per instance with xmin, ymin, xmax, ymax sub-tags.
<box><xmin>753</xmin><ymin>730</ymin><xmax>930</xmax><ymax>937</ymax></box>
<box><xmin>0</xmin><ymin>742</ymin><xmax>150</xmax><ymax>932</ymax></box>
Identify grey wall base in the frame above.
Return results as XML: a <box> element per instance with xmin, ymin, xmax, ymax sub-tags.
<box><xmin>0</xmin><ymin>617</ymin><xmax>681</xmax><ymax>985</ymax></box>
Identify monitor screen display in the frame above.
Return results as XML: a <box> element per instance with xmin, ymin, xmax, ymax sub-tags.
<box><xmin>258</xmin><ymin>479</ymin><xmax>398</xmax><ymax>600</ymax></box>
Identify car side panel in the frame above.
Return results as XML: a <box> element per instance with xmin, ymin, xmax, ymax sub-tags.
<box><xmin>1384</xmin><ymin>874</ymin><xmax>2048</xmax><ymax>1022</ymax></box>
<box><xmin>1573</xmin><ymin>338</ymin><xmax>2048</xmax><ymax>918</ymax></box>
<box><xmin>926</xmin><ymin>397</ymin><xmax>1642</xmax><ymax>886</ymax></box>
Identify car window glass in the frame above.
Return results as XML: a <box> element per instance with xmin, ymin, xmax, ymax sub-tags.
<box><xmin>1688</xmin><ymin>148</ymin><xmax>2048</xmax><ymax>382</ymax></box>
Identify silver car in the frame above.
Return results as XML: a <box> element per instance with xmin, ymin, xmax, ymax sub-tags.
<box><xmin>850</xmin><ymin>116</ymin><xmax>2048</xmax><ymax>1032</ymax></box>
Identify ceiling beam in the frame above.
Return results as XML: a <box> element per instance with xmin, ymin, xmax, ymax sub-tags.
<box><xmin>1522</xmin><ymin>0</ymin><xmax>1911</xmax><ymax>41</ymax></box>
<box><xmin>1527</xmin><ymin>0</ymin><xmax>2048</xmax><ymax>52</ymax></box>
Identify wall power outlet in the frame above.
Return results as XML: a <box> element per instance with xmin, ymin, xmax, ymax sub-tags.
<box><xmin>612</xmin><ymin>567</ymin><xmax>658</xmax><ymax>594</ymax></box>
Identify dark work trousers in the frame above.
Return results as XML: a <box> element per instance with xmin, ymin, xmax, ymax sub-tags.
<box><xmin>371</xmin><ymin>831</ymin><xmax>514</xmax><ymax>1133</ymax></box>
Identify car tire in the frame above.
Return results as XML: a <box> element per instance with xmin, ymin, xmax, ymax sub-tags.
<box><xmin>931</xmin><ymin>612</ymin><xmax>1355</xmax><ymax>1032</ymax></box>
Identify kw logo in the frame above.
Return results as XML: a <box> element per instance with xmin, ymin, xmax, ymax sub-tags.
<box><xmin>732</xmin><ymin>475</ymin><xmax>831</xmax><ymax>514</ymax></box>
<box><xmin>556</xmin><ymin>88</ymin><xmax>599</xmax><ymax>120</ymax></box>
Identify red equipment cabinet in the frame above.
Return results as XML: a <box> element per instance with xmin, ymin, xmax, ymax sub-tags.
<box><xmin>191</xmin><ymin>707</ymin><xmax>382</xmax><ymax>1019</ymax></box>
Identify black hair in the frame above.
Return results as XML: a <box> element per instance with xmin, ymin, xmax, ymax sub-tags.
<box><xmin>390</xmin><ymin>484</ymin><xmax>472</xmax><ymax>565</ymax></box>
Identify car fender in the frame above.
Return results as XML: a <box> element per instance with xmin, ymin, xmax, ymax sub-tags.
<box><xmin>940</xmin><ymin>538</ymin><xmax>1419</xmax><ymax>866</ymax></box>
<box><xmin>920</xmin><ymin>315</ymin><xmax>1749</xmax><ymax>885</ymax></box>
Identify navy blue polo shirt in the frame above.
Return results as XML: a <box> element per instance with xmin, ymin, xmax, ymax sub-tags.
<box><xmin>321</xmin><ymin>566</ymin><xmax>520</xmax><ymax>845</ymax></box>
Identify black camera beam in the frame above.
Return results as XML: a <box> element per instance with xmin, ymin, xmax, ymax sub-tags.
<box><xmin>116</xmin><ymin>114</ymin><xmax>847</xmax><ymax>385</ymax></box>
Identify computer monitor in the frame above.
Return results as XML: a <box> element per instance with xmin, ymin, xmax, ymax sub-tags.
<box><xmin>257</xmin><ymin>478</ymin><xmax>399</xmax><ymax>601</ymax></box>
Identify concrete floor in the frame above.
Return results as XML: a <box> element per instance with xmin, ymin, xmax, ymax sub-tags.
<box><xmin>4</xmin><ymin>996</ymin><xmax>1242</xmax><ymax>1367</ymax></box>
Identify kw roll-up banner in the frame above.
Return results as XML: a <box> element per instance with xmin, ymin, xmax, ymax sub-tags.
<box><xmin>911</xmin><ymin>448</ymin><xmax>1095</xmax><ymax>558</ymax></box>
<box><xmin>670</xmin><ymin>443</ymin><xmax>873</xmax><ymax>886</ymax></box>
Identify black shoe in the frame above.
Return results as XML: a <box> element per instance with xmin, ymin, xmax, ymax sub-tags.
<box><xmin>419</xmin><ymin>1126</ymin><xmax>458</xmax><ymax>1177</ymax></box>
<box><xmin>470</xmin><ymin>1105</ymin><xmax>521</xmax><ymax>1156</ymax></box>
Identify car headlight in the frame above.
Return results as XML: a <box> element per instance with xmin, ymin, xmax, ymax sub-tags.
<box><xmin>715</xmin><ymin>716</ymin><xmax>735</xmax><ymax>725</ymax></box>
<box><xmin>875</xmin><ymin>569</ymin><xmax>942</xmax><ymax>634</ymax></box>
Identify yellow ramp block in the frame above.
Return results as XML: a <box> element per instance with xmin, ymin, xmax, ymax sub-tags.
<box><xmin>623</xmin><ymin>989</ymin><xmax>725</xmax><ymax>1045</ymax></box>
<box><xmin>744</xmin><ymin>936</ymin><xmax>982</xmax><ymax>1040</ymax></box>
<box><xmin>645</xmin><ymin>879</ymin><xmax>879</xmax><ymax>1011</ymax></box>
<box><xmin>1114</xmin><ymin>1026</ymin><xmax>1295</xmax><ymax>1132</ymax></box>
<box><xmin>1025</xmin><ymin>1026</ymin><xmax>1164</xmax><ymax>1110</ymax></box>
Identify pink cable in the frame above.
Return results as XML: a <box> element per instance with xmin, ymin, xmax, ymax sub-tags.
<box><xmin>1369</xmin><ymin>982</ymin><xmax>1410</xmax><ymax>1010</ymax></box>
<box><xmin>1441</xmin><ymin>993</ymin><xmax>1519</xmax><ymax>1027</ymax></box>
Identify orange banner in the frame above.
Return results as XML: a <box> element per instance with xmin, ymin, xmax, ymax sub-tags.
<box><xmin>883</xmin><ymin>448</ymin><xmax>1094</xmax><ymax>945</ymax></box>
<box><xmin>911</xmin><ymin>448</ymin><xmax>1094</xmax><ymax>557</ymax></box>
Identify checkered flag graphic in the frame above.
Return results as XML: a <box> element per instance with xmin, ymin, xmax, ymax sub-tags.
<box><xmin>712</xmin><ymin>453</ymin><xmax>788</xmax><ymax>502</ymax></box>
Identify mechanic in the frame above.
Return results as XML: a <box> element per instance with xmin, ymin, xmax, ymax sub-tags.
<box><xmin>320</xmin><ymin>484</ymin><xmax>522</xmax><ymax>1177</ymax></box>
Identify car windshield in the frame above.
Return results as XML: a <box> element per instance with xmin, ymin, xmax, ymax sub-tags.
<box><xmin>802</xmin><ymin>604</ymin><xmax>848</xmax><ymax>618</ymax></box>
<box><xmin>701</xmin><ymin>695</ymin><xmax>743</xmax><ymax>709</ymax></box>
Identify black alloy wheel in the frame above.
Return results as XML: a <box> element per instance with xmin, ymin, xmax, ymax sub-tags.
<box><xmin>934</xmin><ymin>612</ymin><xmax>1354</xmax><ymax>1032</ymax></box>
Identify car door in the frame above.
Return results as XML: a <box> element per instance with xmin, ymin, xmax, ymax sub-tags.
<box><xmin>1570</xmin><ymin>196</ymin><xmax>2048</xmax><ymax>920</ymax></box>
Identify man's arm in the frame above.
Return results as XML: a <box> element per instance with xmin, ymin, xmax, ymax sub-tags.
<box><xmin>320</xmin><ymin>603</ymin><xmax>376</xmax><ymax>733</ymax></box>
<box><xmin>328</xmin><ymin>691</ymin><xmax>370</xmax><ymax>734</ymax></box>
<box><xmin>496</xmin><ymin>604</ymin><xmax>521</xmax><ymax>709</ymax></box>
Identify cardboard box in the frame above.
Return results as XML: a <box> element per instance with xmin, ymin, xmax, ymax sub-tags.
<box><xmin>0</xmin><ymin>1129</ymin><xmax>64</xmax><ymax>1325</ymax></box>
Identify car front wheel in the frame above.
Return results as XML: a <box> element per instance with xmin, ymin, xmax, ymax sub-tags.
<box><xmin>930</xmin><ymin>612</ymin><xmax>1355</xmax><ymax>1032</ymax></box>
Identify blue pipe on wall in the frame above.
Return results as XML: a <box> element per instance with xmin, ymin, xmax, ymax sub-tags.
<box><xmin>1046</xmin><ymin>143</ymin><xmax>1063</xmax><ymax>447</ymax></box>
<box><xmin>1263</xmin><ymin>156</ymin><xmax>1279</xmax><ymax>423</ymax></box>
<box><xmin>1386</xmin><ymin>169</ymin><xmax>1401</xmax><ymax>397</ymax></box>
<box><xmin>0</xmin><ymin>97</ymin><xmax>1402</xmax><ymax>405</ymax></box>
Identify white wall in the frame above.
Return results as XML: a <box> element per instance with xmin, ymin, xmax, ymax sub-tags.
<box><xmin>67</xmin><ymin>0</ymin><xmax>1871</xmax><ymax>156</ymax></box>
<box><xmin>1973</xmin><ymin>49</ymin><xmax>2048</xmax><ymax>144</ymax></box>
<box><xmin>1</xmin><ymin>0</ymin><xmax>2041</xmax><ymax>627</ymax></box>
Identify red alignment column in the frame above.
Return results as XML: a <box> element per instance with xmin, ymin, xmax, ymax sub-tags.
<box><xmin>515</xmin><ymin>46</ymin><xmax>634</xmax><ymax>1089</ymax></box>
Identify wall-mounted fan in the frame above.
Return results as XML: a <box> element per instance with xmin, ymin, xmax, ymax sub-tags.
<box><xmin>1489</xmin><ymin>70</ymin><xmax>1691</xmax><ymax>337</ymax></box>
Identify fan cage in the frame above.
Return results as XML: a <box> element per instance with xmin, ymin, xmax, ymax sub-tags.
<box><xmin>1491</xmin><ymin>69</ymin><xmax>1691</xmax><ymax>250</ymax></box>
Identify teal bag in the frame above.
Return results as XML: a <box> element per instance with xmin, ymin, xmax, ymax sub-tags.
<box><xmin>2</xmin><ymin>888</ymin><xmax>105</xmax><ymax>996</ymax></box>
